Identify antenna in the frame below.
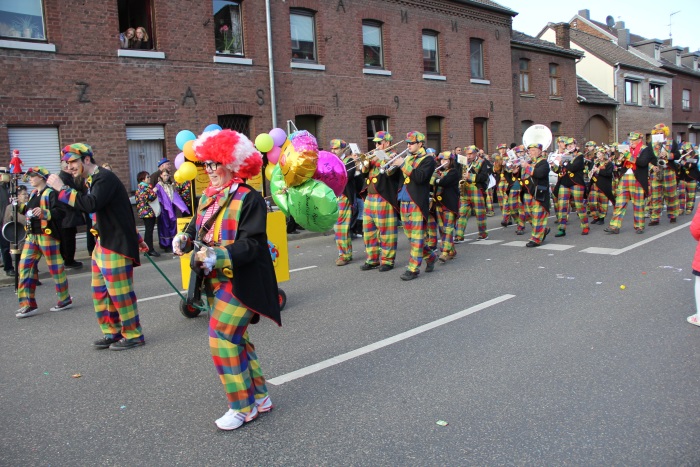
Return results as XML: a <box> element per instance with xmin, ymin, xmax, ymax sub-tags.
<box><xmin>669</xmin><ymin>10</ymin><xmax>681</xmax><ymax>38</ymax></box>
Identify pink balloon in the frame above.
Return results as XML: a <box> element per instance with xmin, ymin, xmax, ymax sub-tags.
<box><xmin>267</xmin><ymin>146</ymin><xmax>281</xmax><ymax>165</ymax></box>
<box><xmin>174</xmin><ymin>152</ymin><xmax>185</xmax><ymax>170</ymax></box>
<box><xmin>269</xmin><ymin>128</ymin><xmax>287</xmax><ymax>147</ymax></box>
<box><xmin>313</xmin><ymin>150</ymin><xmax>347</xmax><ymax>197</ymax></box>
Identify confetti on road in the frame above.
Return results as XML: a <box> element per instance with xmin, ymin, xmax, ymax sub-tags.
<box><xmin>620</xmin><ymin>285</ymin><xmax>626</xmax><ymax>290</ymax></box>
<box><xmin>71</xmin><ymin>373</ymin><xmax>82</xmax><ymax>378</ymax></box>
<box><xmin>436</xmin><ymin>420</ymin><xmax>448</xmax><ymax>426</ymax></box>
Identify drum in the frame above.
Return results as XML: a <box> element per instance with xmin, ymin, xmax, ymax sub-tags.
<box><xmin>2</xmin><ymin>221</ymin><xmax>26</xmax><ymax>243</ymax></box>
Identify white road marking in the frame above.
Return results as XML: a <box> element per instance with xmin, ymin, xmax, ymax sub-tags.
<box><xmin>267</xmin><ymin>294</ymin><xmax>516</xmax><ymax>386</ymax></box>
<box><xmin>610</xmin><ymin>222</ymin><xmax>691</xmax><ymax>256</ymax></box>
<box><xmin>469</xmin><ymin>239</ymin><xmax>503</xmax><ymax>245</ymax></box>
<box><xmin>503</xmin><ymin>241</ymin><xmax>529</xmax><ymax>247</ymax></box>
<box><xmin>289</xmin><ymin>265</ymin><xmax>317</xmax><ymax>273</ymax></box>
<box><xmin>580</xmin><ymin>247</ymin><xmax>619</xmax><ymax>255</ymax></box>
<box><xmin>537</xmin><ymin>243</ymin><xmax>575</xmax><ymax>251</ymax></box>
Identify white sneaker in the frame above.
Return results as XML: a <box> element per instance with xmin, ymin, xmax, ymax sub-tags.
<box><xmin>255</xmin><ymin>396</ymin><xmax>273</xmax><ymax>413</ymax></box>
<box><xmin>215</xmin><ymin>406</ymin><xmax>258</xmax><ymax>431</ymax></box>
<box><xmin>16</xmin><ymin>306</ymin><xmax>39</xmax><ymax>319</ymax></box>
<box><xmin>50</xmin><ymin>298</ymin><xmax>73</xmax><ymax>312</ymax></box>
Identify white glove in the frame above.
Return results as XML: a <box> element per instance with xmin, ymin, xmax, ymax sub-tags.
<box><xmin>195</xmin><ymin>246</ymin><xmax>216</xmax><ymax>275</ymax></box>
<box><xmin>172</xmin><ymin>233</ymin><xmax>190</xmax><ymax>256</ymax></box>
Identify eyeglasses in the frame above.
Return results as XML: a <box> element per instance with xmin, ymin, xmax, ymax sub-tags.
<box><xmin>204</xmin><ymin>161</ymin><xmax>220</xmax><ymax>171</ymax></box>
<box><xmin>407</xmin><ymin>142</ymin><xmax>419</xmax><ymax>146</ymax></box>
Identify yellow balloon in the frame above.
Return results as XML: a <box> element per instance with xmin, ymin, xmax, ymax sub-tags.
<box><xmin>183</xmin><ymin>140</ymin><xmax>197</xmax><ymax>162</ymax></box>
<box><xmin>173</xmin><ymin>169</ymin><xmax>185</xmax><ymax>184</ymax></box>
<box><xmin>265</xmin><ymin>163</ymin><xmax>275</xmax><ymax>181</ymax></box>
<box><xmin>279</xmin><ymin>140</ymin><xmax>318</xmax><ymax>187</ymax></box>
<box><xmin>180</xmin><ymin>161</ymin><xmax>197</xmax><ymax>181</ymax></box>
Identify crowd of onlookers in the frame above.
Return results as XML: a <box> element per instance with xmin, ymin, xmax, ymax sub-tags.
<box><xmin>119</xmin><ymin>26</ymin><xmax>151</xmax><ymax>50</ymax></box>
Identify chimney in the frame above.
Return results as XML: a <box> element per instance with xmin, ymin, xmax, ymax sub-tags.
<box><xmin>578</xmin><ymin>9</ymin><xmax>590</xmax><ymax>20</ymax></box>
<box><xmin>614</xmin><ymin>20</ymin><xmax>625</xmax><ymax>30</ymax></box>
<box><xmin>617</xmin><ymin>27</ymin><xmax>629</xmax><ymax>50</ymax></box>
<box><xmin>553</xmin><ymin>22</ymin><xmax>571</xmax><ymax>49</ymax></box>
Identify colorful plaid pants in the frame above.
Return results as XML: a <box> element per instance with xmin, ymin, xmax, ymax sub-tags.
<box><xmin>455</xmin><ymin>184</ymin><xmax>487</xmax><ymax>237</ymax></box>
<box><xmin>497</xmin><ymin>178</ymin><xmax>508</xmax><ymax>212</ymax></box>
<box><xmin>609</xmin><ymin>172</ymin><xmax>646</xmax><ymax>230</ymax></box>
<box><xmin>557</xmin><ymin>185</ymin><xmax>588</xmax><ymax>230</ymax></box>
<box><xmin>18</xmin><ymin>233</ymin><xmax>70</xmax><ymax>309</ymax></box>
<box><xmin>426</xmin><ymin>211</ymin><xmax>439</xmax><ymax>250</ymax></box>
<box><xmin>334</xmin><ymin>195</ymin><xmax>352</xmax><ymax>261</ymax></box>
<box><xmin>649</xmin><ymin>167</ymin><xmax>679</xmax><ymax>221</ymax></box>
<box><xmin>679</xmin><ymin>180</ymin><xmax>697</xmax><ymax>213</ymax></box>
<box><xmin>587</xmin><ymin>185</ymin><xmax>608</xmax><ymax>221</ymax></box>
<box><xmin>92</xmin><ymin>243</ymin><xmax>143</xmax><ymax>341</ymax></box>
<box><xmin>208</xmin><ymin>278</ymin><xmax>267</xmax><ymax>413</ymax></box>
<box><xmin>400</xmin><ymin>201</ymin><xmax>436</xmax><ymax>273</ymax></box>
<box><xmin>503</xmin><ymin>187</ymin><xmax>526</xmax><ymax>231</ymax></box>
<box><xmin>523</xmin><ymin>193</ymin><xmax>549</xmax><ymax>244</ymax></box>
<box><xmin>436</xmin><ymin>208</ymin><xmax>456</xmax><ymax>256</ymax></box>
<box><xmin>362</xmin><ymin>194</ymin><xmax>398</xmax><ymax>266</ymax></box>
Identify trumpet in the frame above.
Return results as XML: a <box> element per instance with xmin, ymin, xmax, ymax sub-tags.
<box><xmin>379</xmin><ymin>147</ymin><xmax>410</xmax><ymax>174</ymax></box>
<box><xmin>430</xmin><ymin>160</ymin><xmax>450</xmax><ymax>185</ymax></box>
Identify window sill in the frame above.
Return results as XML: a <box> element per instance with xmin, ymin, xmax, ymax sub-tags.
<box><xmin>423</xmin><ymin>74</ymin><xmax>446</xmax><ymax>81</ymax></box>
<box><xmin>470</xmin><ymin>78</ymin><xmax>490</xmax><ymax>85</ymax></box>
<box><xmin>549</xmin><ymin>96</ymin><xmax>563</xmax><ymax>100</ymax></box>
<box><xmin>363</xmin><ymin>68</ymin><xmax>392</xmax><ymax>76</ymax></box>
<box><xmin>214</xmin><ymin>55</ymin><xmax>252</xmax><ymax>65</ymax></box>
<box><xmin>520</xmin><ymin>93</ymin><xmax>535</xmax><ymax>98</ymax></box>
<box><xmin>648</xmin><ymin>105</ymin><xmax>663</xmax><ymax>109</ymax></box>
<box><xmin>623</xmin><ymin>102</ymin><xmax>642</xmax><ymax>107</ymax></box>
<box><xmin>0</xmin><ymin>39</ymin><xmax>56</xmax><ymax>53</ymax></box>
<box><xmin>118</xmin><ymin>49</ymin><xmax>165</xmax><ymax>59</ymax></box>
<box><xmin>291</xmin><ymin>62</ymin><xmax>325</xmax><ymax>71</ymax></box>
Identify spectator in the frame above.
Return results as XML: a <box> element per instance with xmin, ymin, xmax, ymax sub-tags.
<box><xmin>0</xmin><ymin>166</ymin><xmax>14</xmax><ymax>276</ymax></box>
<box><xmin>150</xmin><ymin>157</ymin><xmax>172</xmax><ymax>187</ymax></box>
<box><xmin>135</xmin><ymin>171</ymin><xmax>160</xmax><ymax>257</ymax></box>
<box><xmin>58</xmin><ymin>160</ymin><xmax>85</xmax><ymax>269</ymax></box>
<box><xmin>131</xmin><ymin>27</ymin><xmax>151</xmax><ymax>50</ymax></box>
<box><xmin>155</xmin><ymin>169</ymin><xmax>188</xmax><ymax>252</ymax></box>
<box><xmin>119</xmin><ymin>28</ymin><xmax>135</xmax><ymax>49</ymax></box>
<box><xmin>688</xmin><ymin>207</ymin><xmax>700</xmax><ymax>327</ymax></box>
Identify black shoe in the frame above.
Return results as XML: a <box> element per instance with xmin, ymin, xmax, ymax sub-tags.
<box><xmin>94</xmin><ymin>335</ymin><xmax>122</xmax><ymax>349</ymax></box>
<box><xmin>146</xmin><ymin>250</ymin><xmax>161</xmax><ymax>257</ymax></box>
<box><xmin>109</xmin><ymin>337</ymin><xmax>145</xmax><ymax>351</ymax></box>
<box><xmin>360</xmin><ymin>262</ymin><xmax>379</xmax><ymax>271</ymax></box>
<box><xmin>378</xmin><ymin>264</ymin><xmax>394</xmax><ymax>272</ymax></box>
<box><xmin>543</xmin><ymin>228</ymin><xmax>551</xmax><ymax>240</ymax></box>
<box><xmin>5</xmin><ymin>270</ymin><xmax>15</xmax><ymax>277</ymax></box>
<box><xmin>500</xmin><ymin>220</ymin><xmax>508</xmax><ymax>227</ymax></box>
<box><xmin>604</xmin><ymin>226</ymin><xmax>620</xmax><ymax>234</ymax></box>
<box><xmin>670</xmin><ymin>217</ymin><xmax>677</xmax><ymax>224</ymax></box>
<box><xmin>508</xmin><ymin>220</ymin><xmax>513</xmax><ymax>226</ymax></box>
<box><xmin>648</xmin><ymin>220</ymin><xmax>659</xmax><ymax>226</ymax></box>
<box><xmin>425</xmin><ymin>259</ymin><xmax>436</xmax><ymax>273</ymax></box>
<box><xmin>36</xmin><ymin>280</ymin><xmax>42</xmax><ymax>286</ymax></box>
<box><xmin>554</xmin><ymin>229</ymin><xmax>566</xmax><ymax>238</ymax></box>
<box><xmin>64</xmin><ymin>261</ymin><xmax>84</xmax><ymax>269</ymax></box>
<box><xmin>525</xmin><ymin>240</ymin><xmax>540</xmax><ymax>247</ymax></box>
<box><xmin>400</xmin><ymin>270</ymin><xmax>418</xmax><ymax>281</ymax></box>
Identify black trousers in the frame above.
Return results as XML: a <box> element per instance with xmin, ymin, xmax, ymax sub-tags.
<box><xmin>60</xmin><ymin>226</ymin><xmax>77</xmax><ymax>264</ymax></box>
<box><xmin>143</xmin><ymin>217</ymin><xmax>156</xmax><ymax>252</ymax></box>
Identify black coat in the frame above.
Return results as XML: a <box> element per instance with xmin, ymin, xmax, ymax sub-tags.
<box><xmin>401</xmin><ymin>154</ymin><xmax>436</xmax><ymax>220</ymax></box>
<box><xmin>521</xmin><ymin>159</ymin><xmax>551</xmax><ymax>211</ymax></box>
<box><xmin>592</xmin><ymin>161</ymin><xmax>615</xmax><ymax>205</ymax></box>
<box><xmin>433</xmin><ymin>167</ymin><xmax>460</xmax><ymax>214</ymax></box>
<box><xmin>632</xmin><ymin>145</ymin><xmax>656</xmax><ymax>197</ymax></box>
<box><xmin>58</xmin><ymin>171</ymin><xmax>86</xmax><ymax>228</ymax></box>
<box><xmin>362</xmin><ymin>164</ymin><xmax>402</xmax><ymax>210</ymax></box>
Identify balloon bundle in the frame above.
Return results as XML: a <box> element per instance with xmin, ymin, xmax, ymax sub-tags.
<box><xmin>172</xmin><ymin>124</ymin><xmax>224</xmax><ymax>184</ymax></box>
<box><xmin>258</xmin><ymin>128</ymin><xmax>345</xmax><ymax>233</ymax></box>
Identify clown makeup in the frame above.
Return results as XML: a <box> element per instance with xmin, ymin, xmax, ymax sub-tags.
<box><xmin>205</xmin><ymin>161</ymin><xmax>232</xmax><ymax>188</ymax></box>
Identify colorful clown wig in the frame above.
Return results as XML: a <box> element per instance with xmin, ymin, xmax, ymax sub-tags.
<box><xmin>192</xmin><ymin>129</ymin><xmax>263</xmax><ymax>179</ymax></box>
<box><xmin>652</xmin><ymin>123</ymin><xmax>670</xmax><ymax>138</ymax></box>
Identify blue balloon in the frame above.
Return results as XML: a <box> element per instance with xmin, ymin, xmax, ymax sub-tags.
<box><xmin>204</xmin><ymin>124</ymin><xmax>222</xmax><ymax>133</ymax></box>
<box><xmin>175</xmin><ymin>130</ymin><xmax>197</xmax><ymax>150</ymax></box>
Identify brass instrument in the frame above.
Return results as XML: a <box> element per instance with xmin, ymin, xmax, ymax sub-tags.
<box><xmin>344</xmin><ymin>141</ymin><xmax>404</xmax><ymax>172</ymax></box>
<box><xmin>430</xmin><ymin>160</ymin><xmax>450</xmax><ymax>186</ymax></box>
<box><xmin>379</xmin><ymin>147</ymin><xmax>410</xmax><ymax>174</ymax></box>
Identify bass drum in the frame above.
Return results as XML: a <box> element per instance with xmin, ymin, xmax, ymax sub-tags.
<box><xmin>2</xmin><ymin>221</ymin><xmax>26</xmax><ymax>243</ymax></box>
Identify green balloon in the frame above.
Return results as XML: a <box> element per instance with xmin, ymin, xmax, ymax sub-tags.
<box><xmin>269</xmin><ymin>164</ymin><xmax>289</xmax><ymax>216</ymax></box>
<box><xmin>288</xmin><ymin>179</ymin><xmax>339</xmax><ymax>232</ymax></box>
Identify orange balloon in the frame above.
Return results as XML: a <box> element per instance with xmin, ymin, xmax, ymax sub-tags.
<box><xmin>183</xmin><ymin>140</ymin><xmax>197</xmax><ymax>161</ymax></box>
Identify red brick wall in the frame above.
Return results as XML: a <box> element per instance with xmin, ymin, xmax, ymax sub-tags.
<box><xmin>671</xmin><ymin>71</ymin><xmax>700</xmax><ymax>143</ymax></box>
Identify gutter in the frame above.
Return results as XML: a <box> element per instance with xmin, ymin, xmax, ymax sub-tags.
<box><xmin>265</xmin><ymin>0</ymin><xmax>277</xmax><ymax>128</ymax></box>
<box><xmin>613</xmin><ymin>63</ymin><xmax>620</xmax><ymax>142</ymax></box>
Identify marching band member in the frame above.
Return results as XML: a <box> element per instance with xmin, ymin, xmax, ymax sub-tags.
<box><xmin>430</xmin><ymin>151</ymin><xmax>460</xmax><ymax>262</ymax></box>
<box><xmin>587</xmin><ymin>147</ymin><xmax>615</xmax><ymax>224</ymax></box>
<box><xmin>520</xmin><ymin>144</ymin><xmax>551</xmax><ymax>247</ymax></box>
<box><xmin>390</xmin><ymin>131</ymin><xmax>437</xmax><ymax>281</ymax></box>
<box><xmin>15</xmin><ymin>167</ymin><xmax>72</xmax><ymax>318</ymax></box>
<box><xmin>555</xmin><ymin>140</ymin><xmax>591</xmax><ymax>237</ymax></box>
<box><xmin>454</xmin><ymin>145</ymin><xmax>489</xmax><ymax>242</ymax></box>
<box><xmin>502</xmin><ymin>146</ymin><xmax>527</xmax><ymax>235</ymax></box>
<box><xmin>330</xmin><ymin>139</ymin><xmax>362</xmax><ymax>266</ymax></box>
<box><xmin>551</xmin><ymin>137</ymin><xmax>576</xmax><ymax>230</ymax></box>
<box><xmin>359</xmin><ymin>131</ymin><xmax>401</xmax><ymax>272</ymax></box>
<box><xmin>678</xmin><ymin>142</ymin><xmax>698</xmax><ymax>214</ymax></box>
<box><xmin>494</xmin><ymin>144</ymin><xmax>509</xmax><ymax>215</ymax></box>
<box><xmin>425</xmin><ymin>149</ymin><xmax>441</xmax><ymax>252</ymax></box>
<box><xmin>648</xmin><ymin>124</ymin><xmax>679</xmax><ymax>225</ymax></box>
<box><xmin>605</xmin><ymin>132</ymin><xmax>656</xmax><ymax>234</ymax></box>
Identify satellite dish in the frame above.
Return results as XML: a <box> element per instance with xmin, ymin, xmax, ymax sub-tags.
<box><xmin>605</xmin><ymin>15</ymin><xmax>615</xmax><ymax>28</ymax></box>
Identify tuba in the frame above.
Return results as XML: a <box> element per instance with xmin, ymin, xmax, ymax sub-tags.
<box><xmin>522</xmin><ymin>124</ymin><xmax>553</xmax><ymax>153</ymax></box>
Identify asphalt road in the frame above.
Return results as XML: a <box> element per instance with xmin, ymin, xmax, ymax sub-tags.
<box><xmin>1</xmin><ymin>209</ymin><xmax>698</xmax><ymax>466</ymax></box>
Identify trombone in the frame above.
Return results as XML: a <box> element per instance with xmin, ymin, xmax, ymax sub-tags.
<box><xmin>343</xmin><ymin>140</ymin><xmax>404</xmax><ymax>172</ymax></box>
<box><xmin>379</xmin><ymin>147</ymin><xmax>410</xmax><ymax>174</ymax></box>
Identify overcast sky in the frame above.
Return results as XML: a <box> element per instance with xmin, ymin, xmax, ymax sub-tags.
<box><xmin>503</xmin><ymin>0</ymin><xmax>700</xmax><ymax>53</ymax></box>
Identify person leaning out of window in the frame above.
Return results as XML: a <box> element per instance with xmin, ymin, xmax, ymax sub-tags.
<box><xmin>130</xmin><ymin>27</ymin><xmax>151</xmax><ymax>50</ymax></box>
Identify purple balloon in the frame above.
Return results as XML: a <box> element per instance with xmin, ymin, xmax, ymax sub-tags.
<box><xmin>313</xmin><ymin>150</ymin><xmax>347</xmax><ymax>197</ymax></box>
<box><xmin>174</xmin><ymin>152</ymin><xmax>186</xmax><ymax>170</ymax></box>
<box><xmin>269</xmin><ymin>127</ymin><xmax>287</xmax><ymax>147</ymax></box>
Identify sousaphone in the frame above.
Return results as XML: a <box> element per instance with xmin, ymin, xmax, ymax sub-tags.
<box><xmin>522</xmin><ymin>124</ymin><xmax>552</xmax><ymax>151</ymax></box>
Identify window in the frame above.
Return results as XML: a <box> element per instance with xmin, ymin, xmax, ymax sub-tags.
<box><xmin>549</xmin><ymin>63</ymin><xmax>559</xmax><ymax>96</ymax></box>
<box><xmin>290</xmin><ymin>9</ymin><xmax>316</xmax><ymax>62</ymax></box>
<box><xmin>551</xmin><ymin>121</ymin><xmax>561</xmax><ymax>139</ymax></box>
<box><xmin>624</xmin><ymin>79</ymin><xmax>640</xmax><ymax>105</ymax></box>
<box><xmin>366</xmin><ymin>116</ymin><xmax>388</xmax><ymax>151</ymax></box>
<box><xmin>426</xmin><ymin>117</ymin><xmax>442</xmax><ymax>153</ymax></box>
<box><xmin>295</xmin><ymin>115</ymin><xmax>321</xmax><ymax>143</ymax></box>
<box><xmin>521</xmin><ymin>120</ymin><xmax>533</xmax><ymax>136</ymax></box>
<box><xmin>519</xmin><ymin>59</ymin><xmax>530</xmax><ymax>93</ymax></box>
<box><xmin>362</xmin><ymin>21</ymin><xmax>383</xmax><ymax>68</ymax></box>
<box><xmin>0</xmin><ymin>0</ymin><xmax>46</xmax><ymax>40</ymax></box>
<box><xmin>470</xmin><ymin>39</ymin><xmax>484</xmax><ymax>79</ymax></box>
<box><xmin>422</xmin><ymin>30</ymin><xmax>438</xmax><ymax>73</ymax></box>
<box><xmin>682</xmin><ymin>89</ymin><xmax>691</xmax><ymax>109</ymax></box>
<box><xmin>649</xmin><ymin>83</ymin><xmax>662</xmax><ymax>107</ymax></box>
<box><xmin>126</xmin><ymin>126</ymin><xmax>165</xmax><ymax>191</ymax></box>
<box><xmin>118</xmin><ymin>0</ymin><xmax>154</xmax><ymax>49</ymax></box>
<box><xmin>214</xmin><ymin>1</ymin><xmax>243</xmax><ymax>55</ymax></box>
<box><xmin>218</xmin><ymin>114</ymin><xmax>250</xmax><ymax>137</ymax></box>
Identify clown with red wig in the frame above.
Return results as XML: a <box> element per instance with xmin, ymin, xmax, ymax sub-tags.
<box><xmin>172</xmin><ymin>129</ymin><xmax>281</xmax><ymax>431</ymax></box>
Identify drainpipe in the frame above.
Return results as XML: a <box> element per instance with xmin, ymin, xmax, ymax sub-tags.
<box><xmin>613</xmin><ymin>63</ymin><xmax>620</xmax><ymax>142</ymax></box>
<box><xmin>265</xmin><ymin>0</ymin><xmax>277</xmax><ymax>128</ymax></box>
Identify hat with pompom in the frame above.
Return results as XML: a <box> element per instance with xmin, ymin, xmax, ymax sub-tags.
<box><xmin>191</xmin><ymin>129</ymin><xmax>262</xmax><ymax>179</ymax></box>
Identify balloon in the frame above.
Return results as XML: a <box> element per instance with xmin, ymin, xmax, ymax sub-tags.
<box><xmin>174</xmin><ymin>152</ymin><xmax>185</xmax><ymax>170</ymax></box>
<box><xmin>173</xmin><ymin>169</ymin><xmax>185</xmax><ymax>184</ymax></box>
<box><xmin>254</xmin><ymin>133</ymin><xmax>274</xmax><ymax>153</ymax></box>
<box><xmin>269</xmin><ymin>128</ymin><xmax>287</xmax><ymax>147</ymax></box>
<box><xmin>176</xmin><ymin>130</ymin><xmax>196</xmax><ymax>150</ymax></box>
<box><xmin>204</xmin><ymin>124</ymin><xmax>222</xmax><ymax>133</ymax></box>
<box><xmin>267</xmin><ymin>146</ymin><xmax>281</xmax><ymax>165</ymax></box>
<box><xmin>183</xmin><ymin>140</ymin><xmax>197</xmax><ymax>162</ymax></box>
<box><xmin>269</xmin><ymin>164</ymin><xmax>289</xmax><ymax>216</ymax></box>
<box><xmin>279</xmin><ymin>139</ymin><xmax>318</xmax><ymax>187</ymax></box>
<box><xmin>288</xmin><ymin>179</ymin><xmax>339</xmax><ymax>232</ymax></box>
<box><xmin>180</xmin><ymin>161</ymin><xmax>197</xmax><ymax>181</ymax></box>
<box><xmin>289</xmin><ymin>130</ymin><xmax>318</xmax><ymax>152</ymax></box>
<box><xmin>313</xmin><ymin>150</ymin><xmax>348</xmax><ymax>197</ymax></box>
<box><xmin>264</xmin><ymin>163</ymin><xmax>275</xmax><ymax>181</ymax></box>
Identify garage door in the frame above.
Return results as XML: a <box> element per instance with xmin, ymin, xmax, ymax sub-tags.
<box><xmin>7</xmin><ymin>127</ymin><xmax>61</xmax><ymax>176</ymax></box>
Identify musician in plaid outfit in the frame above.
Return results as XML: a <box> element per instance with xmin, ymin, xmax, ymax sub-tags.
<box><xmin>430</xmin><ymin>151</ymin><xmax>460</xmax><ymax>262</ymax></box>
<box><xmin>331</xmin><ymin>139</ymin><xmax>362</xmax><ymax>266</ymax></box>
<box><xmin>494</xmin><ymin>144</ymin><xmax>509</xmax><ymax>214</ymax></box>
<box><xmin>502</xmin><ymin>146</ymin><xmax>527</xmax><ymax>234</ymax></box>
<box><xmin>173</xmin><ymin>129</ymin><xmax>280</xmax><ymax>431</ymax></box>
<box><xmin>648</xmin><ymin>125</ymin><xmax>679</xmax><ymax>225</ymax></box>
<box><xmin>359</xmin><ymin>131</ymin><xmax>401</xmax><ymax>272</ymax></box>
<box><xmin>555</xmin><ymin>140</ymin><xmax>591</xmax><ymax>237</ymax></box>
<box><xmin>15</xmin><ymin>167</ymin><xmax>72</xmax><ymax>319</ymax></box>
<box><xmin>587</xmin><ymin>147</ymin><xmax>615</xmax><ymax>225</ymax></box>
<box><xmin>389</xmin><ymin>131</ymin><xmax>437</xmax><ymax>281</ymax></box>
<box><xmin>455</xmin><ymin>145</ymin><xmax>489</xmax><ymax>242</ymax></box>
<box><xmin>605</xmin><ymin>132</ymin><xmax>657</xmax><ymax>234</ymax></box>
<box><xmin>678</xmin><ymin>142</ymin><xmax>698</xmax><ymax>214</ymax></box>
<box><xmin>47</xmin><ymin>143</ymin><xmax>149</xmax><ymax>350</ymax></box>
<box><xmin>520</xmin><ymin>143</ymin><xmax>551</xmax><ymax>247</ymax></box>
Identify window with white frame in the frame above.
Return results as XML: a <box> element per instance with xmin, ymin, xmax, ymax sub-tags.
<box><xmin>519</xmin><ymin>59</ymin><xmax>530</xmax><ymax>93</ymax></box>
<box><xmin>366</xmin><ymin>116</ymin><xmax>388</xmax><ymax>151</ymax></box>
<box><xmin>362</xmin><ymin>21</ymin><xmax>383</xmax><ymax>68</ymax></box>
<box><xmin>549</xmin><ymin>63</ymin><xmax>560</xmax><ymax>96</ymax></box>
<box><xmin>214</xmin><ymin>1</ymin><xmax>243</xmax><ymax>55</ymax></box>
<box><xmin>0</xmin><ymin>0</ymin><xmax>46</xmax><ymax>40</ymax></box>
<box><xmin>290</xmin><ymin>9</ymin><xmax>316</xmax><ymax>62</ymax></box>
<box><xmin>470</xmin><ymin>38</ymin><xmax>484</xmax><ymax>80</ymax></box>
<box><xmin>682</xmin><ymin>89</ymin><xmax>691</xmax><ymax>109</ymax></box>
<box><xmin>624</xmin><ymin>79</ymin><xmax>640</xmax><ymax>105</ymax></box>
<box><xmin>422</xmin><ymin>30</ymin><xmax>438</xmax><ymax>73</ymax></box>
<box><xmin>117</xmin><ymin>0</ymin><xmax>154</xmax><ymax>49</ymax></box>
<box><xmin>649</xmin><ymin>83</ymin><xmax>662</xmax><ymax>107</ymax></box>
